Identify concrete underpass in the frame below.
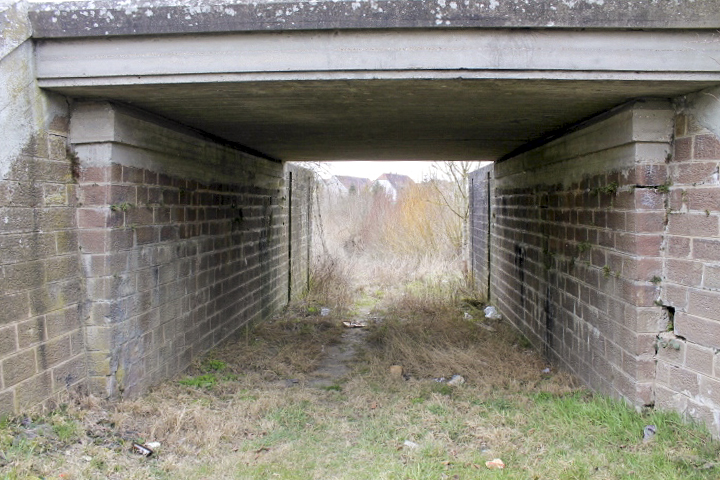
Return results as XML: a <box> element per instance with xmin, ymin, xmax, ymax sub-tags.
<box><xmin>2</xmin><ymin>0</ymin><xmax>720</xmax><ymax>436</ymax></box>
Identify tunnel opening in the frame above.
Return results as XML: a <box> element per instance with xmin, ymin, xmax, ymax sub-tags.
<box><xmin>300</xmin><ymin>160</ymin><xmax>484</xmax><ymax>308</ymax></box>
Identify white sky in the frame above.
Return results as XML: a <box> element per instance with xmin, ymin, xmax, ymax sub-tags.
<box><xmin>321</xmin><ymin>161</ymin><xmax>436</xmax><ymax>182</ymax></box>
<box><xmin>299</xmin><ymin>160</ymin><xmax>492</xmax><ymax>183</ymax></box>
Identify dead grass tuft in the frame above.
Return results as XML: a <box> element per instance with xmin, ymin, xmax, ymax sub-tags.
<box><xmin>306</xmin><ymin>253</ymin><xmax>356</xmax><ymax>314</ymax></box>
<box><xmin>360</xmin><ymin>286</ymin><xmax>577</xmax><ymax>395</ymax></box>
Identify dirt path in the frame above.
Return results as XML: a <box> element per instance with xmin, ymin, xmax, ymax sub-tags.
<box><xmin>306</xmin><ymin>302</ymin><xmax>377</xmax><ymax>388</ymax></box>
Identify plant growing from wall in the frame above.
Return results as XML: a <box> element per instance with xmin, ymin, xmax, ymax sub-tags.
<box><xmin>110</xmin><ymin>202</ymin><xmax>133</xmax><ymax>212</ymax></box>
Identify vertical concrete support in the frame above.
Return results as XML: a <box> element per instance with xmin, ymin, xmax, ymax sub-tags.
<box><xmin>0</xmin><ymin>1</ymin><xmax>85</xmax><ymax>414</ymax></box>
<box><xmin>469</xmin><ymin>164</ymin><xmax>494</xmax><ymax>299</ymax></box>
<box><xmin>653</xmin><ymin>86</ymin><xmax>720</xmax><ymax>435</ymax></box>
<box><xmin>472</xmin><ymin>100</ymin><xmax>674</xmax><ymax>409</ymax></box>
<box><xmin>285</xmin><ymin>164</ymin><xmax>313</xmax><ymax>300</ymax></box>
<box><xmin>70</xmin><ymin>101</ymin><xmax>293</xmax><ymax>398</ymax></box>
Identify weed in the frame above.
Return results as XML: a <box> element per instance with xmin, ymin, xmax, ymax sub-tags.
<box><xmin>602</xmin><ymin>265</ymin><xmax>612</xmax><ymax>278</ymax></box>
<box><xmin>322</xmin><ymin>384</ymin><xmax>342</xmax><ymax>392</ymax></box>
<box><xmin>656</xmin><ymin>181</ymin><xmax>672</xmax><ymax>194</ymax></box>
<box><xmin>51</xmin><ymin>419</ymin><xmax>79</xmax><ymax>442</ymax></box>
<box><xmin>651</xmin><ymin>275</ymin><xmax>662</xmax><ymax>285</ymax></box>
<box><xmin>431</xmin><ymin>384</ymin><xmax>453</xmax><ymax>396</ymax></box>
<box><xmin>594</xmin><ymin>181</ymin><xmax>619</xmax><ymax>196</ymax></box>
<box><xmin>178</xmin><ymin>373</ymin><xmax>218</xmax><ymax>389</ymax></box>
<box><xmin>577</xmin><ymin>241</ymin><xmax>591</xmax><ymax>254</ymax></box>
<box><xmin>202</xmin><ymin>359</ymin><xmax>227</xmax><ymax>372</ymax></box>
<box><xmin>109</xmin><ymin>202</ymin><xmax>133</xmax><ymax>212</ymax></box>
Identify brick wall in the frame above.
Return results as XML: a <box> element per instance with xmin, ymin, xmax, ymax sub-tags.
<box><xmin>472</xmin><ymin>100</ymin><xmax>674</xmax><ymax>408</ymax></box>
<box><xmin>654</xmin><ymin>101</ymin><xmax>720</xmax><ymax>434</ymax></box>
<box><xmin>469</xmin><ymin>164</ymin><xmax>494</xmax><ymax>299</ymax></box>
<box><xmin>70</xmin><ymin>102</ymin><xmax>303</xmax><ymax>398</ymax></box>
<box><xmin>0</xmin><ymin>2</ymin><xmax>85</xmax><ymax>415</ymax></box>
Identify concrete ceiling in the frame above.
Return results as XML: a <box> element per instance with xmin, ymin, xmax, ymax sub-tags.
<box><xmin>52</xmin><ymin>79</ymin><xmax>719</xmax><ymax>162</ymax></box>
<box><xmin>29</xmin><ymin>0</ymin><xmax>720</xmax><ymax>162</ymax></box>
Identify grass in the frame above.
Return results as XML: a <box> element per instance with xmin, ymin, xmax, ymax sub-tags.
<box><xmin>0</xmin><ymin>282</ymin><xmax>717</xmax><ymax>480</ymax></box>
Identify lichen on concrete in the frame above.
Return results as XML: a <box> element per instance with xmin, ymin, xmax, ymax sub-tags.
<box><xmin>27</xmin><ymin>0</ymin><xmax>720</xmax><ymax>38</ymax></box>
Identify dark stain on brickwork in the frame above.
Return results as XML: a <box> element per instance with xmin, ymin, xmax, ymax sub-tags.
<box><xmin>514</xmin><ymin>244</ymin><xmax>526</xmax><ymax>302</ymax></box>
<box><xmin>544</xmin><ymin>285</ymin><xmax>554</xmax><ymax>358</ymax></box>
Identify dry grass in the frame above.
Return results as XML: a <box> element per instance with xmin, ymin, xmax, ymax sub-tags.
<box><xmin>1</xmin><ymin>285</ymin><xmax>718</xmax><ymax>480</ymax></box>
<box><xmin>358</xmin><ymin>281</ymin><xmax>577</xmax><ymax>395</ymax></box>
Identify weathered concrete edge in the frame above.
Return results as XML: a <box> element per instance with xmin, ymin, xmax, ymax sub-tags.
<box><xmin>1</xmin><ymin>1</ymin><xmax>31</xmax><ymax>59</ymax></box>
<box><xmin>70</xmin><ymin>101</ymin><xmax>283</xmax><ymax>187</ymax></box>
<box><xmin>678</xmin><ymin>85</ymin><xmax>720</xmax><ymax>140</ymax></box>
<box><xmin>28</xmin><ymin>0</ymin><xmax>720</xmax><ymax>38</ymax></box>
<box><xmin>496</xmin><ymin>99</ymin><xmax>674</xmax><ymax>188</ymax></box>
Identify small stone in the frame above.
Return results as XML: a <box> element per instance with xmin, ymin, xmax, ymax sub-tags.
<box><xmin>485</xmin><ymin>458</ymin><xmax>505</xmax><ymax>470</ymax></box>
<box><xmin>642</xmin><ymin>425</ymin><xmax>656</xmax><ymax>443</ymax></box>
<box><xmin>389</xmin><ymin>365</ymin><xmax>404</xmax><ymax>378</ymax></box>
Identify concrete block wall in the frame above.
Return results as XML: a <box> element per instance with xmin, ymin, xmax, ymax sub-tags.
<box><xmin>472</xmin><ymin>100</ymin><xmax>675</xmax><ymax>408</ymax></box>
<box><xmin>0</xmin><ymin>1</ymin><xmax>85</xmax><ymax>415</ymax></box>
<box><xmin>71</xmin><ymin>102</ymin><xmax>298</xmax><ymax>398</ymax></box>
<box><xmin>653</xmin><ymin>88</ymin><xmax>720</xmax><ymax>433</ymax></box>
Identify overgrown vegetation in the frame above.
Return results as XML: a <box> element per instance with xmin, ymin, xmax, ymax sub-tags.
<box><xmin>2</xmin><ymin>163</ymin><xmax>717</xmax><ymax>479</ymax></box>
<box><xmin>1</xmin><ymin>285</ymin><xmax>717</xmax><ymax>479</ymax></box>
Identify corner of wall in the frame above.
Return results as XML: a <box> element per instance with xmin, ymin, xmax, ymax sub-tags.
<box><xmin>1</xmin><ymin>4</ymin><xmax>84</xmax><ymax>415</ymax></box>
<box><xmin>473</xmin><ymin>100</ymin><xmax>676</xmax><ymax>412</ymax></box>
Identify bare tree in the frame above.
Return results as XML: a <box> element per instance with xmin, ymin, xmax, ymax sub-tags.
<box><xmin>427</xmin><ymin>161</ymin><xmax>482</xmax><ymax>278</ymax></box>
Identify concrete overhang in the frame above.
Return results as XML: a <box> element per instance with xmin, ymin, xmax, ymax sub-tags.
<box><xmin>28</xmin><ymin>0</ymin><xmax>720</xmax><ymax>162</ymax></box>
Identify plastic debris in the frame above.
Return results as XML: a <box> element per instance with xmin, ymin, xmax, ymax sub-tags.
<box><xmin>643</xmin><ymin>425</ymin><xmax>657</xmax><ymax>443</ymax></box>
<box><xmin>463</xmin><ymin>312</ymin><xmax>472</xmax><ymax>320</ymax></box>
<box><xmin>342</xmin><ymin>321</ymin><xmax>367</xmax><ymax>328</ymax></box>
<box><xmin>146</xmin><ymin>442</ymin><xmax>161</xmax><ymax>449</ymax></box>
<box><xmin>485</xmin><ymin>458</ymin><xmax>505</xmax><ymax>470</ymax></box>
<box><xmin>403</xmin><ymin>440</ymin><xmax>419</xmax><ymax>449</ymax></box>
<box><xmin>434</xmin><ymin>377</ymin><xmax>447</xmax><ymax>383</ymax></box>
<box><xmin>541</xmin><ymin>367</ymin><xmax>551</xmax><ymax>374</ymax></box>
<box><xmin>321</xmin><ymin>307</ymin><xmax>330</xmax><ymax>316</ymax></box>
<box><xmin>447</xmin><ymin>375</ymin><xmax>465</xmax><ymax>386</ymax></box>
<box><xmin>484</xmin><ymin>306</ymin><xmax>502</xmax><ymax>320</ymax></box>
<box><xmin>131</xmin><ymin>443</ymin><xmax>153</xmax><ymax>457</ymax></box>
<box><xmin>389</xmin><ymin>365</ymin><xmax>404</xmax><ymax>378</ymax></box>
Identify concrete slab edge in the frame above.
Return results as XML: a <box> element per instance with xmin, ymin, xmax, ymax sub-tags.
<box><xmin>28</xmin><ymin>0</ymin><xmax>720</xmax><ymax>39</ymax></box>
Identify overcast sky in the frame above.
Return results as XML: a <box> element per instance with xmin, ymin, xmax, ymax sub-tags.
<box><xmin>293</xmin><ymin>161</ymin><xmax>492</xmax><ymax>182</ymax></box>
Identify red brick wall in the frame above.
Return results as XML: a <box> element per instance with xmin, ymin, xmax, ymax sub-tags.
<box><xmin>654</xmin><ymin>113</ymin><xmax>720</xmax><ymax>434</ymax></box>
<box><xmin>70</xmin><ymin>102</ymin><xmax>307</xmax><ymax>399</ymax></box>
<box><xmin>77</xmin><ymin>165</ymin><xmax>290</xmax><ymax>397</ymax></box>
<box><xmin>473</xmin><ymin>101</ymin><xmax>674</xmax><ymax>407</ymax></box>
